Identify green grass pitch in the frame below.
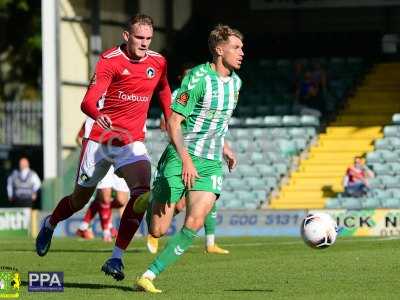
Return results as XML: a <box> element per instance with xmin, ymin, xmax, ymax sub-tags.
<box><xmin>1</xmin><ymin>236</ymin><xmax>400</xmax><ymax>299</ymax></box>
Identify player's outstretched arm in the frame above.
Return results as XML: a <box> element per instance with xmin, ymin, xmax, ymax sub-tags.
<box><xmin>167</xmin><ymin>112</ymin><xmax>199</xmax><ymax>189</ymax></box>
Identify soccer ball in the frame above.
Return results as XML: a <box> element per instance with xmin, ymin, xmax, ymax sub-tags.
<box><xmin>301</xmin><ymin>213</ymin><xmax>337</xmax><ymax>249</ymax></box>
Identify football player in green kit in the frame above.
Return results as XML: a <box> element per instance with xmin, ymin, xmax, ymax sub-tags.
<box><xmin>137</xmin><ymin>24</ymin><xmax>244</xmax><ymax>293</ymax></box>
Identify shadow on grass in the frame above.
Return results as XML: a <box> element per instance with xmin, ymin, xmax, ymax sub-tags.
<box><xmin>21</xmin><ymin>281</ymin><xmax>134</xmax><ymax>292</ymax></box>
<box><xmin>225</xmin><ymin>289</ymin><xmax>273</xmax><ymax>292</ymax></box>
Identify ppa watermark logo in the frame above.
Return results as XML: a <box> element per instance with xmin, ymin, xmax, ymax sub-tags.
<box><xmin>28</xmin><ymin>272</ymin><xmax>64</xmax><ymax>292</ymax></box>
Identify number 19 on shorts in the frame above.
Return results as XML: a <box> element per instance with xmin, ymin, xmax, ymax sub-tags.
<box><xmin>211</xmin><ymin>175</ymin><xmax>222</xmax><ymax>191</ymax></box>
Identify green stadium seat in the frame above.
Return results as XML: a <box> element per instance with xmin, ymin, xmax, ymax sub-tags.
<box><xmin>381</xmin><ymin>150</ymin><xmax>398</xmax><ymax>163</ymax></box>
<box><xmin>375</xmin><ymin>138</ymin><xmax>392</xmax><ymax>150</ymax></box>
<box><xmin>381</xmin><ymin>175</ymin><xmax>400</xmax><ymax>188</ymax></box>
<box><xmin>381</xmin><ymin>198</ymin><xmax>400</xmax><ymax>209</ymax></box>
<box><xmin>253</xmin><ymin>190</ymin><xmax>268</xmax><ymax>202</ymax></box>
<box><xmin>252</xmin><ymin>128</ymin><xmax>267</xmax><ymax>139</ymax></box>
<box><xmin>293</xmin><ymin>138</ymin><xmax>308</xmax><ymax>152</ymax></box>
<box><xmin>361</xmin><ymin>198</ymin><xmax>381</xmax><ymax>209</ymax></box>
<box><xmin>371</xmin><ymin>163</ymin><xmax>393</xmax><ymax>176</ymax></box>
<box><xmin>282</xmin><ymin>115</ymin><xmax>301</xmax><ymax>126</ymax></box>
<box><xmin>244</xmin><ymin>117</ymin><xmax>264</xmax><ymax>126</ymax></box>
<box><xmin>263</xmin><ymin>116</ymin><xmax>282</xmax><ymax>126</ymax></box>
<box><xmin>370</xmin><ymin>188</ymin><xmax>391</xmax><ymax>199</ymax></box>
<box><xmin>250</xmin><ymin>152</ymin><xmax>265</xmax><ymax>164</ymax></box>
<box><xmin>384</xmin><ymin>126</ymin><xmax>400</xmax><ymax>137</ymax></box>
<box><xmin>242</xmin><ymin>202</ymin><xmax>258</xmax><ymax>209</ymax></box>
<box><xmin>325</xmin><ymin>198</ymin><xmax>342</xmax><ymax>209</ymax></box>
<box><xmin>246</xmin><ymin>177</ymin><xmax>265</xmax><ymax>190</ymax></box>
<box><xmin>288</xmin><ymin>127</ymin><xmax>308</xmax><ymax>139</ymax></box>
<box><xmin>389</xmin><ymin>137</ymin><xmax>400</xmax><ymax>148</ymax></box>
<box><xmin>341</xmin><ymin>198</ymin><xmax>362</xmax><ymax>210</ymax></box>
<box><xmin>274</xmin><ymin>163</ymin><xmax>289</xmax><ymax>177</ymax></box>
<box><xmin>366</xmin><ymin>152</ymin><xmax>382</xmax><ymax>164</ymax></box>
<box><xmin>265</xmin><ymin>177</ymin><xmax>279</xmax><ymax>190</ymax></box>
<box><xmin>390</xmin><ymin>162</ymin><xmax>400</xmax><ymax>174</ymax></box>
<box><xmin>392</xmin><ymin>114</ymin><xmax>400</xmax><ymax>125</ymax></box>
<box><xmin>300</xmin><ymin>115</ymin><xmax>320</xmax><ymax>127</ymax></box>
<box><xmin>368</xmin><ymin>178</ymin><xmax>383</xmax><ymax>189</ymax></box>
<box><xmin>236</xmin><ymin>164</ymin><xmax>258</xmax><ymax>177</ymax></box>
<box><xmin>256</xmin><ymin>165</ymin><xmax>276</xmax><ymax>177</ymax></box>
<box><xmin>273</xmin><ymin>105</ymin><xmax>292</xmax><ymax>116</ymax></box>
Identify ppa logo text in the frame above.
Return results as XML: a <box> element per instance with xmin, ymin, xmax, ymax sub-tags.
<box><xmin>28</xmin><ymin>272</ymin><xmax>64</xmax><ymax>292</ymax></box>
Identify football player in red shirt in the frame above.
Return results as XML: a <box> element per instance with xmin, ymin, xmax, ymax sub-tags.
<box><xmin>36</xmin><ymin>15</ymin><xmax>172</xmax><ymax>280</ymax></box>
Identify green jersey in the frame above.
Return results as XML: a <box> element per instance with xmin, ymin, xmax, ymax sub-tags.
<box><xmin>171</xmin><ymin>63</ymin><xmax>241</xmax><ymax>161</ymax></box>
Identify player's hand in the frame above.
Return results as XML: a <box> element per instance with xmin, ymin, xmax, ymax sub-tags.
<box><xmin>223</xmin><ymin>147</ymin><xmax>237</xmax><ymax>172</ymax></box>
<box><xmin>182</xmin><ymin>157</ymin><xmax>199</xmax><ymax>189</ymax></box>
<box><xmin>96</xmin><ymin>114</ymin><xmax>112</xmax><ymax>130</ymax></box>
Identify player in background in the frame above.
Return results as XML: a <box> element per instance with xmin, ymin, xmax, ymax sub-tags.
<box><xmin>75</xmin><ymin>120</ymin><xmax>130</xmax><ymax>242</ymax></box>
<box><xmin>147</xmin><ymin>63</ymin><xmax>229</xmax><ymax>255</ymax></box>
<box><xmin>36</xmin><ymin>15</ymin><xmax>172</xmax><ymax>281</ymax></box>
<box><xmin>136</xmin><ymin>24</ymin><xmax>243</xmax><ymax>293</ymax></box>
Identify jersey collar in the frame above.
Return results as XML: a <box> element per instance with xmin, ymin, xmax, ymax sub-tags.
<box><xmin>207</xmin><ymin>62</ymin><xmax>236</xmax><ymax>82</ymax></box>
<box><xmin>120</xmin><ymin>44</ymin><xmax>149</xmax><ymax>63</ymax></box>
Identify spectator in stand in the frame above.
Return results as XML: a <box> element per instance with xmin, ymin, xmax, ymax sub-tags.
<box><xmin>7</xmin><ymin>157</ymin><xmax>41</xmax><ymax>207</ymax></box>
<box><xmin>295</xmin><ymin>70</ymin><xmax>322</xmax><ymax>118</ymax></box>
<box><xmin>343</xmin><ymin>157</ymin><xmax>375</xmax><ymax>197</ymax></box>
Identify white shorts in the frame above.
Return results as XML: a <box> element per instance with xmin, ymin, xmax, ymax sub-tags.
<box><xmin>96</xmin><ymin>166</ymin><xmax>130</xmax><ymax>192</ymax></box>
<box><xmin>77</xmin><ymin>140</ymin><xmax>150</xmax><ymax>188</ymax></box>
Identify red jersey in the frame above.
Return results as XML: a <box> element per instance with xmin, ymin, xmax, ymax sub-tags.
<box><xmin>346</xmin><ymin>166</ymin><xmax>367</xmax><ymax>184</ymax></box>
<box><xmin>81</xmin><ymin>45</ymin><xmax>172</xmax><ymax>145</ymax></box>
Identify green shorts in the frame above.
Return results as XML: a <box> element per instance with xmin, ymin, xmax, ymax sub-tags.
<box><xmin>152</xmin><ymin>144</ymin><xmax>223</xmax><ymax>203</ymax></box>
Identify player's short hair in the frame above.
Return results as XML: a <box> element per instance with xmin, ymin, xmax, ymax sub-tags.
<box><xmin>208</xmin><ymin>24</ymin><xmax>243</xmax><ymax>56</ymax></box>
<box><xmin>127</xmin><ymin>14</ymin><xmax>154</xmax><ymax>32</ymax></box>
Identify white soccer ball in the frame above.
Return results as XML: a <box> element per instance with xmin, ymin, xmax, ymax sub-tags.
<box><xmin>301</xmin><ymin>213</ymin><xmax>337</xmax><ymax>249</ymax></box>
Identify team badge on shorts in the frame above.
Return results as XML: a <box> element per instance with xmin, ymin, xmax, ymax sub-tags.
<box><xmin>80</xmin><ymin>173</ymin><xmax>90</xmax><ymax>182</ymax></box>
<box><xmin>177</xmin><ymin>92</ymin><xmax>189</xmax><ymax>106</ymax></box>
<box><xmin>146</xmin><ymin>67</ymin><xmax>155</xmax><ymax>78</ymax></box>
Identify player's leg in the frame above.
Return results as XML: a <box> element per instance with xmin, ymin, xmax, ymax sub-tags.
<box><xmin>97</xmin><ymin>187</ymin><xmax>113</xmax><ymax>242</ymax></box>
<box><xmin>204</xmin><ymin>202</ymin><xmax>229</xmax><ymax>254</ymax></box>
<box><xmin>137</xmin><ymin>191</ymin><xmax>216</xmax><ymax>293</ymax></box>
<box><xmin>146</xmin><ymin>196</ymin><xmax>185</xmax><ymax>254</ymax></box>
<box><xmin>36</xmin><ymin>140</ymin><xmax>110</xmax><ymax>256</ymax></box>
<box><xmin>101</xmin><ymin>159</ymin><xmax>151</xmax><ymax>281</ymax></box>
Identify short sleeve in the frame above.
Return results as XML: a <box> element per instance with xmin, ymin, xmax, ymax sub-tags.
<box><xmin>171</xmin><ymin>72</ymin><xmax>205</xmax><ymax>118</ymax></box>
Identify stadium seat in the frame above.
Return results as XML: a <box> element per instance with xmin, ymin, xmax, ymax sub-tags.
<box><xmin>263</xmin><ymin>116</ymin><xmax>282</xmax><ymax>126</ymax></box>
<box><xmin>325</xmin><ymin>198</ymin><xmax>342</xmax><ymax>209</ymax></box>
<box><xmin>392</xmin><ymin>113</ymin><xmax>400</xmax><ymax>125</ymax></box>
<box><xmin>361</xmin><ymin>198</ymin><xmax>381</xmax><ymax>209</ymax></box>
<box><xmin>381</xmin><ymin>150</ymin><xmax>398</xmax><ymax>163</ymax></box>
<box><xmin>282</xmin><ymin>115</ymin><xmax>301</xmax><ymax>126</ymax></box>
<box><xmin>253</xmin><ymin>190</ymin><xmax>268</xmax><ymax>202</ymax></box>
<box><xmin>381</xmin><ymin>198</ymin><xmax>400</xmax><ymax>209</ymax></box>
<box><xmin>368</xmin><ymin>177</ymin><xmax>383</xmax><ymax>189</ymax></box>
<box><xmin>250</xmin><ymin>152</ymin><xmax>265</xmax><ymax>164</ymax></box>
<box><xmin>374</xmin><ymin>138</ymin><xmax>392</xmax><ymax>150</ymax></box>
<box><xmin>366</xmin><ymin>152</ymin><xmax>382</xmax><ymax>164</ymax></box>
<box><xmin>246</xmin><ymin>177</ymin><xmax>266</xmax><ymax>190</ymax></box>
<box><xmin>369</xmin><ymin>188</ymin><xmax>391</xmax><ymax>199</ymax></box>
<box><xmin>341</xmin><ymin>198</ymin><xmax>362</xmax><ymax>210</ymax></box>
<box><xmin>256</xmin><ymin>165</ymin><xmax>276</xmax><ymax>177</ymax></box>
<box><xmin>381</xmin><ymin>175</ymin><xmax>400</xmax><ymax>188</ymax></box>
<box><xmin>383</xmin><ymin>126</ymin><xmax>399</xmax><ymax>137</ymax></box>
<box><xmin>300</xmin><ymin>115</ymin><xmax>320</xmax><ymax>127</ymax></box>
<box><xmin>371</xmin><ymin>163</ymin><xmax>392</xmax><ymax>176</ymax></box>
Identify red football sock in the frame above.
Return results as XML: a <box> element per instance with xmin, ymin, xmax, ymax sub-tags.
<box><xmin>83</xmin><ymin>200</ymin><xmax>100</xmax><ymax>224</ymax></box>
<box><xmin>49</xmin><ymin>195</ymin><xmax>77</xmax><ymax>227</ymax></box>
<box><xmin>115</xmin><ymin>190</ymin><xmax>147</xmax><ymax>250</ymax></box>
<box><xmin>99</xmin><ymin>202</ymin><xmax>112</xmax><ymax>231</ymax></box>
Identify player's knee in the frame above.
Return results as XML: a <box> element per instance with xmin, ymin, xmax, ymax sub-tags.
<box><xmin>149</xmin><ymin>227</ymin><xmax>164</xmax><ymax>239</ymax></box>
<box><xmin>184</xmin><ymin>216</ymin><xmax>204</xmax><ymax>231</ymax></box>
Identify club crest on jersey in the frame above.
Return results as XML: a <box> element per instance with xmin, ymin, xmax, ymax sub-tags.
<box><xmin>177</xmin><ymin>92</ymin><xmax>189</xmax><ymax>106</ymax></box>
<box><xmin>146</xmin><ymin>67</ymin><xmax>156</xmax><ymax>79</ymax></box>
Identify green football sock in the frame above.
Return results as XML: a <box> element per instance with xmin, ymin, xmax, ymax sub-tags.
<box><xmin>204</xmin><ymin>202</ymin><xmax>217</xmax><ymax>235</ymax></box>
<box><xmin>149</xmin><ymin>226</ymin><xmax>197</xmax><ymax>276</ymax></box>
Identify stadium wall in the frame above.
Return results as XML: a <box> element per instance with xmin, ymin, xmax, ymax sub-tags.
<box><xmin>1</xmin><ymin>209</ymin><xmax>398</xmax><ymax>238</ymax></box>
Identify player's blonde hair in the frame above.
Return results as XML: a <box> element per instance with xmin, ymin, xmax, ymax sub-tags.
<box><xmin>208</xmin><ymin>24</ymin><xmax>243</xmax><ymax>56</ymax></box>
<box><xmin>127</xmin><ymin>14</ymin><xmax>154</xmax><ymax>32</ymax></box>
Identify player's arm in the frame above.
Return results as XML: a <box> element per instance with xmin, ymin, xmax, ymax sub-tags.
<box><xmin>167</xmin><ymin>72</ymin><xmax>204</xmax><ymax>188</ymax></box>
<box><xmin>223</xmin><ymin>141</ymin><xmax>237</xmax><ymax>172</ymax></box>
<box><xmin>167</xmin><ymin>112</ymin><xmax>198</xmax><ymax>189</ymax></box>
<box><xmin>155</xmin><ymin>61</ymin><xmax>172</xmax><ymax>122</ymax></box>
<box><xmin>80</xmin><ymin>57</ymin><xmax>114</xmax><ymax>129</ymax></box>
